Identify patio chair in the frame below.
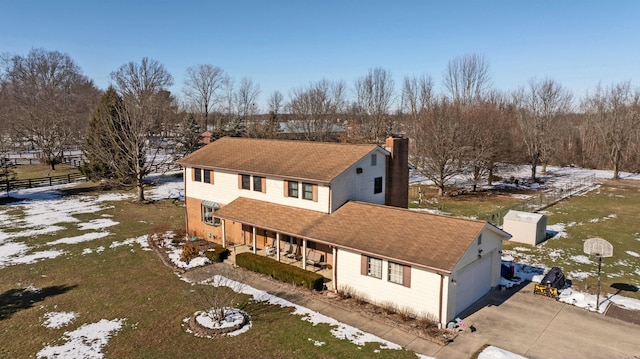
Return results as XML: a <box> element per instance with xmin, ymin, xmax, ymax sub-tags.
<box><xmin>282</xmin><ymin>242</ymin><xmax>292</xmax><ymax>256</ymax></box>
<box><xmin>287</xmin><ymin>244</ymin><xmax>298</xmax><ymax>259</ymax></box>
<box><xmin>306</xmin><ymin>250</ymin><xmax>323</xmax><ymax>267</ymax></box>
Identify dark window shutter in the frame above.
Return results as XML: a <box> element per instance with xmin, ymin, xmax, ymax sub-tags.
<box><xmin>403</xmin><ymin>265</ymin><xmax>411</xmax><ymax>288</ymax></box>
<box><xmin>361</xmin><ymin>255</ymin><xmax>367</xmax><ymax>275</ymax></box>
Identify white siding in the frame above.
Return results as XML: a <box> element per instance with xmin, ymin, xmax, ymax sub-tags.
<box><xmin>185</xmin><ymin>168</ymin><xmax>330</xmax><ymax>212</ymax></box>
<box><xmin>446</xmin><ymin>226</ymin><xmax>504</xmax><ymax>320</ymax></box>
<box><xmin>330</xmin><ymin>148</ymin><xmax>387</xmax><ymax>212</ymax></box>
<box><xmin>336</xmin><ymin>249</ymin><xmax>442</xmax><ymax>320</ymax></box>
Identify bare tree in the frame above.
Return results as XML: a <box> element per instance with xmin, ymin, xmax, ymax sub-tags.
<box><xmin>183</xmin><ymin>64</ymin><xmax>226</xmax><ymax>131</ymax></box>
<box><xmin>412</xmin><ymin>97</ymin><xmax>465</xmax><ymax>196</ymax></box>
<box><xmin>108</xmin><ymin>57</ymin><xmax>175</xmax><ymax>201</ymax></box>
<box><xmin>236</xmin><ymin>77</ymin><xmax>260</xmax><ymax>121</ymax></box>
<box><xmin>2</xmin><ymin>49</ymin><xmax>99</xmax><ymax>170</ymax></box>
<box><xmin>443</xmin><ymin>54</ymin><xmax>491</xmax><ymax>106</ymax></box>
<box><xmin>353</xmin><ymin>67</ymin><xmax>395</xmax><ymax>143</ymax></box>
<box><xmin>583</xmin><ymin>81</ymin><xmax>640</xmax><ymax>179</ymax></box>
<box><xmin>513</xmin><ymin>78</ymin><xmax>572</xmax><ymax>181</ymax></box>
<box><xmin>267</xmin><ymin>90</ymin><xmax>284</xmax><ymax>115</ymax></box>
<box><xmin>287</xmin><ymin>79</ymin><xmax>346</xmax><ymax>141</ymax></box>
<box><xmin>400</xmin><ymin>74</ymin><xmax>434</xmax><ymax>145</ymax></box>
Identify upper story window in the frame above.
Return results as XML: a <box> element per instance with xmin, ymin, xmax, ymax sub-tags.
<box><xmin>241</xmin><ymin>174</ymin><xmax>251</xmax><ymax>190</ymax></box>
<box><xmin>194</xmin><ymin>168</ymin><xmax>202</xmax><ymax>182</ymax></box>
<box><xmin>374</xmin><ymin>177</ymin><xmax>383</xmax><ymax>194</ymax></box>
<box><xmin>288</xmin><ymin>181</ymin><xmax>299</xmax><ymax>198</ymax></box>
<box><xmin>371</xmin><ymin>154</ymin><xmax>377</xmax><ymax>166</ymax></box>
<box><xmin>203</xmin><ymin>169</ymin><xmax>211</xmax><ymax>183</ymax></box>
<box><xmin>302</xmin><ymin>182</ymin><xmax>313</xmax><ymax>200</ymax></box>
<box><xmin>367</xmin><ymin>257</ymin><xmax>382</xmax><ymax>279</ymax></box>
<box><xmin>253</xmin><ymin>176</ymin><xmax>263</xmax><ymax>192</ymax></box>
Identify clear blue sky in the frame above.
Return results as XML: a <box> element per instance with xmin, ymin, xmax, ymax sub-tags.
<box><xmin>2</xmin><ymin>0</ymin><xmax>639</xmax><ymax>110</ymax></box>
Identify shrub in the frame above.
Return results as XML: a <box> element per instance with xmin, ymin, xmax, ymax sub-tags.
<box><xmin>235</xmin><ymin>252</ymin><xmax>324</xmax><ymax>291</ymax></box>
<box><xmin>205</xmin><ymin>248</ymin><xmax>230</xmax><ymax>263</ymax></box>
<box><xmin>180</xmin><ymin>243</ymin><xmax>199</xmax><ymax>263</ymax></box>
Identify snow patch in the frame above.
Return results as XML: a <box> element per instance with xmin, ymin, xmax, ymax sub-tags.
<box><xmin>37</xmin><ymin>319</ymin><xmax>125</xmax><ymax>359</ymax></box>
<box><xmin>47</xmin><ymin>232</ymin><xmax>110</xmax><ymax>245</ymax></box>
<box><xmin>43</xmin><ymin>312</ymin><xmax>77</xmax><ymax>329</ymax></box>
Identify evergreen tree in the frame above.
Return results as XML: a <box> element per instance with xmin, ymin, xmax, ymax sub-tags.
<box><xmin>80</xmin><ymin>87</ymin><xmax>127</xmax><ymax>182</ymax></box>
<box><xmin>175</xmin><ymin>113</ymin><xmax>203</xmax><ymax>158</ymax></box>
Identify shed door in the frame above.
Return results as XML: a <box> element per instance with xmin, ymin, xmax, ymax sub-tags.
<box><xmin>455</xmin><ymin>254</ymin><xmax>492</xmax><ymax>315</ymax></box>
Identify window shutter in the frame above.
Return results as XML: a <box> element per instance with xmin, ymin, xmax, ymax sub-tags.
<box><xmin>210</xmin><ymin>170</ymin><xmax>215</xmax><ymax>184</ymax></box>
<box><xmin>361</xmin><ymin>255</ymin><xmax>367</xmax><ymax>275</ymax></box>
<box><xmin>312</xmin><ymin>184</ymin><xmax>318</xmax><ymax>202</ymax></box>
<box><xmin>191</xmin><ymin>168</ymin><xmax>195</xmax><ymax>181</ymax></box>
<box><xmin>403</xmin><ymin>265</ymin><xmax>411</xmax><ymax>288</ymax></box>
<box><xmin>238</xmin><ymin>174</ymin><xmax>242</xmax><ymax>189</ymax></box>
<box><xmin>284</xmin><ymin>180</ymin><xmax>289</xmax><ymax>197</ymax></box>
<box><xmin>261</xmin><ymin>177</ymin><xmax>266</xmax><ymax>193</ymax></box>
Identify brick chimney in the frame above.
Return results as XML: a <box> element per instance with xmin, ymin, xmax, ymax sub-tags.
<box><xmin>385</xmin><ymin>134</ymin><xmax>409</xmax><ymax>208</ymax></box>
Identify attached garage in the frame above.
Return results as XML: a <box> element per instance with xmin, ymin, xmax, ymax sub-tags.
<box><xmin>455</xmin><ymin>253</ymin><xmax>492</xmax><ymax>314</ymax></box>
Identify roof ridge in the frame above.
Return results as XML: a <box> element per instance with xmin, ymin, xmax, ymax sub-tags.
<box><xmin>345</xmin><ymin>200</ymin><xmax>487</xmax><ymax>225</ymax></box>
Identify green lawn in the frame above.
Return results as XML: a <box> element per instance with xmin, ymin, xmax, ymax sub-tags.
<box><xmin>412</xmin><ymin>180</ymin><xmax>640</xmax><ymax>300</ymax></box>
<box><xmin>504</xmin><ymin>180</ymin><xmax>640</xmax><ymax>299</ymax></box>
<box><xmin>13</xmin><ymin>163</ymin><xmax>80</xmax><ymax>180</ymax></box>
<box><xmin>0</xmin><ymin>183</ymin><xmax>419</xmax><ymax>359</ymax></box>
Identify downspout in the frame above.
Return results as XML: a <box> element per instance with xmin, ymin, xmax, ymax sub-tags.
<box><xmin>183</xmin><ymin>167</ymin><xmax>189</xmax><ymax>239</ymax></box>
<box><xmin>439</xmin><ymin>274</ymin><xmax>444</xmax><ymax>325</ymax></box>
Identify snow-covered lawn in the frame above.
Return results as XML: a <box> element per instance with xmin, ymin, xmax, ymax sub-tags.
<box><xmin>2</xmin><ymin>167</ymin><xmax>638</xmax><ymax>359</ymax></box>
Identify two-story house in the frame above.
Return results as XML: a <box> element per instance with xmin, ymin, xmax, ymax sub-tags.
<box><xmin>177</xmin><ymin>135</ymin><xmax>509</xmax><ymax>326</ymax></box>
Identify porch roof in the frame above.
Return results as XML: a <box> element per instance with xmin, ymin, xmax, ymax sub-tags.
<box><xmin>214</xmin><ymin>197</ymin><xmax>327</xmax><ymax>237</ymax></box>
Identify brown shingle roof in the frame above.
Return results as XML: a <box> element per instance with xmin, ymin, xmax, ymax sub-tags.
<box><xmin>306</xmin><ymin>201</ymin><xmax>489</xmax><ymax>272</ymax></box>
<box><xmin>214</xmin><ymin>197</ymin><xmax>327</xmax><ymax>237</ymax></box>
<box><xmin>215</xmin><ymin>197</ymin><xmax>495</xmax><ymax>273</ymax></box>
<box><xmin>176</xmin><ymin>137</ymin><xmax>380</xmax><ymax>183</ymax></box>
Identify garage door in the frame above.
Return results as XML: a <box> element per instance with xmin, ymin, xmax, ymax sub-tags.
<box><xmin>455</xmin><ymin>253</ymin><xmax>492</xmax><ymax>315</ymax></box>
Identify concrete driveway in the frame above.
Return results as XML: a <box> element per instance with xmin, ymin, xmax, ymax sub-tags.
<box><xmin>434</xmin><ymin>282</ymin><xmax>640</xmax><ymax>359</ymax></box>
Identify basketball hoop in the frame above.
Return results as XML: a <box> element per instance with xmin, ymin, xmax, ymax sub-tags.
<box><xmin>583</xmin><ymin>237</ymin><xmax>613</xmax><ymax>311</ymax></box>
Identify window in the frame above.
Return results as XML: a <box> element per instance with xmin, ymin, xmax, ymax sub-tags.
<box><xmin>478</xmin><ymin>234</ymin><xmax>482</xmax><ymax>245</ymax></box>
<box><xmin>388</xmin><ymin>262</ymin><xmax>403</xmax><ymax>284</ymax></box>
<box><xmin>367</xmin><ymin>257</ymin><xmax>382</xmax><ymax>278</ymax></box>
<box><xmin>374</xmin><ymin>177</ymin><xmax>383</xmax><ymax>194</ymax></box>
<box><xmin>203</xmin><ymin>169</ymin><xmax>211</xmax><ymax>183</ymax></box>
<box><xmin>253</xmin><ymin>176</ymin><xmax>263</xmax><ymax>192</ymax></box>
<box><xmin>241</xmin><ymin>174</ymin><xmax>251</xmax><ymax>190</ymax></box>
<box><xmin>202</xmin><ymin>202</ymin><xmax>221</xmax><ymax>226</ymax></box>
<box><xmin>288</xmin><ymin>181</ymin><xmax>299</xmax><ymax>198</ymax></box>
<box><xmin>371</xmin><ymin>154</ymin><xmax>377</xmax><ymax>166</ymax></box>
<box><xmin>194</xmin><ymin>168</ymin><xmax>202</xmax><ymax>182</ymax></box>
<box><xmin>302</xmin><ymin>183</ymin><xmax>313</xmax><ymax>200</ymax></box>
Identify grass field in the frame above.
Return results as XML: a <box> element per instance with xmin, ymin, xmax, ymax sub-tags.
<box><xmin>0</xmin><ymin>181</ymin><xmax>419</xmax><ymax>359</ymax></box>
<box><xmin>414</xmin><ymin>179</ymin><xmax>640</xmax><ymax>300</ymax></box>
<box><xmin>13</xmin><ymin>163</ymin><xmax>80</xmax><ymax>180</ymax></box>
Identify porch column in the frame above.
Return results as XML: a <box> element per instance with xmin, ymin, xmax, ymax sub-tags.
<box><xmin>276</xmin><ymin>233</ymin><xmax>281</xmax><ymax>261</ymax></box>
<box><xmin>252</xmin><ymin>227</ymin><xmax>257</xmax><ymax>254</ymax></box>
<box><xmin>221</xmin><ymin>220</ymin><xmax>227</xmax><ymax>247</ymax></box>
<box><xmin>332</xmin><ymin>246</ymin><xmax>337</xmax><ymax>292</ymax></box>
<box><xmin>302</xmin><ymin>239</ymin><xmax>307</xmax><ymax>270</ymax></box>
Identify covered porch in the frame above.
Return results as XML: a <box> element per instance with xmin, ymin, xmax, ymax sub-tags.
<box><xmin>214</xmin><ymin>198</ymin><xmax>335</xmax><ymax>285</ymax></box>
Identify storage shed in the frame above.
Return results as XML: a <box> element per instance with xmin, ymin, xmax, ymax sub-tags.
<box><xmin>502</xmin><ymin>210</ymin><xmax>547</xmax><ymax>246</ymax></box>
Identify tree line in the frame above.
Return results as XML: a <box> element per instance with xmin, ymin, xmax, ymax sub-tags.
<box><xmin>1</xmin><ymin>49</ymin><xmax>639</xmax><ymax>200</ymax></box>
